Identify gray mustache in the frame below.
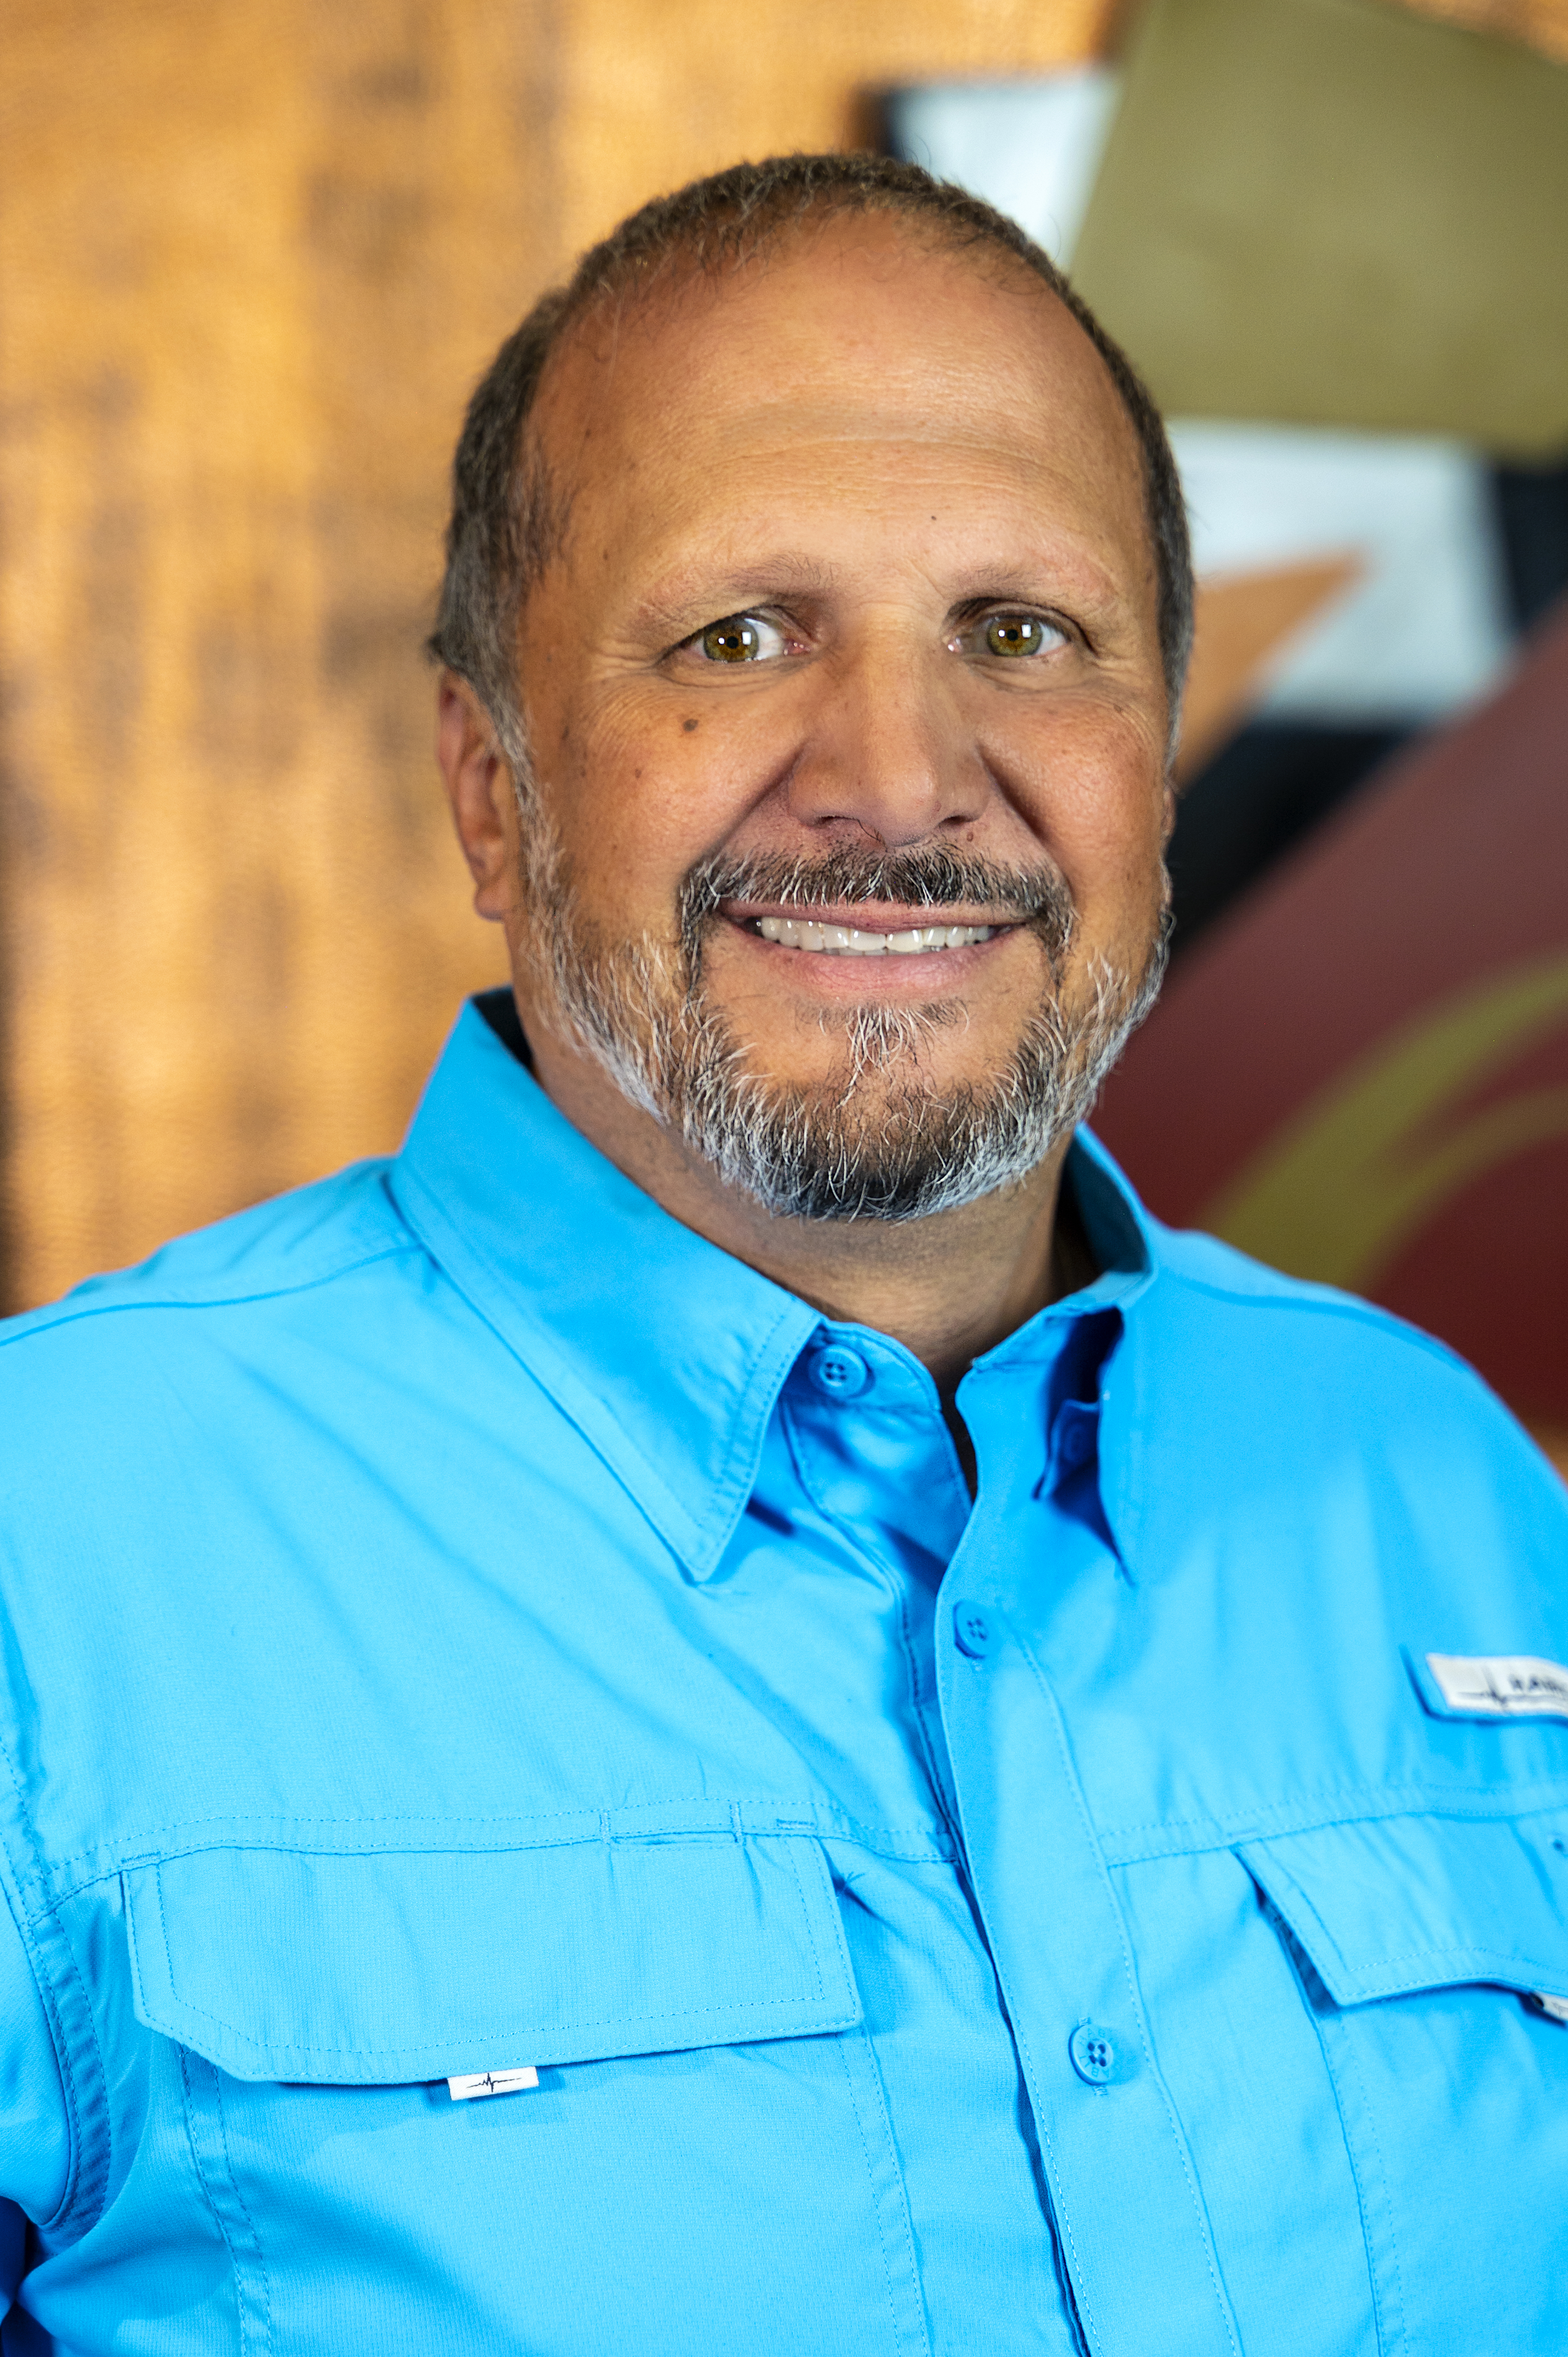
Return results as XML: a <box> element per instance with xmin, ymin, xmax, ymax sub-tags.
<box><xmin>680</xmin><ymin>847</ymin><xmax>1075</xmax><ymax>951</ymax></box>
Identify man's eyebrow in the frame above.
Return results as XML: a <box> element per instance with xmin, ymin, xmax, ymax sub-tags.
<box><xmin>626</xmin><ymin>556</ymin><xmax>840</xmax><ymax>637</ymax></box>
<box><xmin>945</xmin><ymin>560</ymin><xmax>1125</xmax><ymax>613</ymax></box>
<box><xmin>627</xmin><ymin>543</ymin><xmax>1127</xmax><ymax>640</ymax></box>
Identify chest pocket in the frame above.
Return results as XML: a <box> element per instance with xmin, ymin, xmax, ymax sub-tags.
<box><xmin>125</xmin><ymin>1833</ymin><xmax>859</xmax><ymax>2081</ymax></box>
<box><xmin>1240</xmin><ymin>1811</ymin><xmax>1568</xmax><ymax>2357</ymax></box>
<box><xmin>117</xmin><ymin>1835</ymin><xmax>926</xmax><ymax>2357</ymax></box>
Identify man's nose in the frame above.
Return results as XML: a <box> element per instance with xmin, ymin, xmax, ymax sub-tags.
<box><xmin>780</xmin><ymin>630</ymin><xmax>989</xmax><ymax>847</ymax></box>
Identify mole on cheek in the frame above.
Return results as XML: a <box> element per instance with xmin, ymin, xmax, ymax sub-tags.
<box><xmin>682</xmin><ymin>717</ymin><xmax>698</xmax><ymax>734</ymax></box>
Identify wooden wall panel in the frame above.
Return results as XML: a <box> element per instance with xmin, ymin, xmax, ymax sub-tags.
<box><xmin>551</xmin><ymin>0</ymin><xmax>1119</xmax><ymax>252</ymax></box>
<box><xmin>0</xmin><ymin>0</ymin><xmax>550</xmax><ymax>1307</ymax></box>
<box><xmin>0</xmin><ymin>0</ymin><xmax>1113</xmax><ymax>1309</ymax></box>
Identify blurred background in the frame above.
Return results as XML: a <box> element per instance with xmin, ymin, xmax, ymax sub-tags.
<box><xmin>1</xmin><ymin>0</ymin><xmax>1565</xmax><ymax>1464</ymax></box>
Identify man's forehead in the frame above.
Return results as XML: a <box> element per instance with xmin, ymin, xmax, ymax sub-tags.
<box><xmin>602</xmin><ymin>412</ymin><xmax>1135</xmax><ymax>615</ymax></box>
<box><xmin>532</xmin><ymin>216</ymin><xmax>1141</xmax><ymax>503</ymax></box>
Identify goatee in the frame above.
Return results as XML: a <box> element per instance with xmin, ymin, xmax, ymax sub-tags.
<box><xmin>516</xmin><ymin>807</ymin><xmax>1167</xmax><ymax>1224</ymax></box>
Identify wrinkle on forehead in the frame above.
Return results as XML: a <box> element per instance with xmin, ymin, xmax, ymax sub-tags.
<box><xmin>646</xmin><ymin>407</ymin><xmax>1110</xmax><ymax>464</ymax></box>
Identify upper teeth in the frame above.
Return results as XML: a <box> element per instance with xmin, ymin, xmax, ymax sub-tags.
<box><xmin>755</xmin><ymin>917</ymin><xmax>997</xmax><ymax>956</ymax></box>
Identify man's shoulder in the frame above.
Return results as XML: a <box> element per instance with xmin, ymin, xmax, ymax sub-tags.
<box><xmin>0</xmin><ymin>1158</ymin><xmax>417</xmax><ymax>1382</ymax></box>
<box><xmin>1076</xmin><ymin>1131</ymin><xmax>1485</xmax><ymax>1404</ymax></box>
<box><xmin>1151</xmin><ymin>1216</ymin><xmax>1475</xmax><ymax>1374</ymax></box>
<box><xmin>1140</xmin><ymin>1218</ymin><xmax>1564</xmax><ymax>1513</ymax></box>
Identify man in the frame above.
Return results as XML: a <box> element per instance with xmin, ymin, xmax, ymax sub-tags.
<box><xmin>0</xmin><ymin>152</ymin><xmax>1564</xmax><ymax>2356</ymax></box>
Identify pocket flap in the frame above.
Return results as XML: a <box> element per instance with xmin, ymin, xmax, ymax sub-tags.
<box><xmin>124</xmin><ymin>1835</ymin><xmax>860</xmax><ymax>2083</ymax></box>
<box><xmin>1238</xmin><ymin>1812</ymin><xmax>1568</xmax><ymax>2006</ymax></box>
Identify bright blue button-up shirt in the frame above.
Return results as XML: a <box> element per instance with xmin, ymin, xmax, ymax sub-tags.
<box><xmin>1</xmin><ymin>990</ymin><xmax>1566</xmax><ymax>2355</ymax></box>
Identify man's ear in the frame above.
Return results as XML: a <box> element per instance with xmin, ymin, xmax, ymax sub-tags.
<box><xmin>436</xmin><ymin>672</ymin><xmax>516</xmax><ymax>921</ymax></box>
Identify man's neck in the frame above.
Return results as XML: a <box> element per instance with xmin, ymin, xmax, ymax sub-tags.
<box><xmin>523</xmin><ymin>1008</ymin><xmax>1087</xmax><ymax>1403</ymax></box>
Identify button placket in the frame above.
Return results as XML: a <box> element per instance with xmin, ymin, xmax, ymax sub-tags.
<box><xmin>934</xmin><ymin>1524</ymin><xmax>1242</xmax><ymax>2354</ymax></box>
<box><xmin>780</xmin><ymin>1336</ymin><xmax>973</xmax><ymax>1859</ymax></box>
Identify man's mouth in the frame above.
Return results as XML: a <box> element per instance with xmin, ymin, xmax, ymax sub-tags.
<box><xmin>752</xmin><ymin>914</ymin><xmax>1001</xmax><ymax>959</ymax></box>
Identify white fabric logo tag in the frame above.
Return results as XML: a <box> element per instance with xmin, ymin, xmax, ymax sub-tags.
<box><xmin>1426</xmin><ymin>1653</ymin><xmax>1568</xmax><ymax>1719</ymax></box>
<box><xmin>1530</xmin><ymin>1992</ymin><xmax>1568</xmax><ymax>2024</ymax></box>
<box><xmin>448</xmin><ymin>2068</ymin><xmax>539</xmax><ymax>2101</ymax></box>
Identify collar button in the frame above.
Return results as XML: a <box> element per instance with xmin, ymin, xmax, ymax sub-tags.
<box><xmin>809</xmin><ymin>1344</ymin><xmax>872</xmax><ymax>1401</ymax></box>
<box><xmin>1053</xmin><ymin>1400</ymin><xmax>1100</xmax><ymax>1472</ymax></box>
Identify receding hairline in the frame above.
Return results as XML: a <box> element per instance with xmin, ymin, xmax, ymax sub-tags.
<box><xmin>544</xmin><ymin>195</ymin><xmax>1098</xmax><ymax>364</ymax></box>
<box><xmin>520</xmin><ymin>202</ymin><xmax>1152</xmax><ymax>584</ymax></box>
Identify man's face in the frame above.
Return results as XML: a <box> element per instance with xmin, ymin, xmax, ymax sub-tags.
<box><xmin>501</xmin><ymin>214</ymin><xmax>1172</xmax><ymax>1219</ymax></box>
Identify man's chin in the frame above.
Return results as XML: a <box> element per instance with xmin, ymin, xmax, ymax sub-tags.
<box><xmin>718</xmin><ymin>1009</ymin><xmax>1010</xmax><ymax>1104</ymax></box>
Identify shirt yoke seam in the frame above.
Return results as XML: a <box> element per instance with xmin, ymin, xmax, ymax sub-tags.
<box><xmin>0</xmin><ymin>1236</ymin><xmax>423</xmax><ymax>1350</ymax></box>
<box><xmin>1162</xmin><ymin>1267</ymin><xmax>1483</xmax><ymax>1377</ymax></box>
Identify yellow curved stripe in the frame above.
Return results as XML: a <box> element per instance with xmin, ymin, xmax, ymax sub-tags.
<box><xmin>1203</xmin><ymin>952</ymin><xmax>1568</xmax><ymax>1290</ymax></box>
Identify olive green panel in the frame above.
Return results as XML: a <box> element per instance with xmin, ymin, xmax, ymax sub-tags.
<box><xmin>1070</xmin><ymin>0</ymin><xmax>1568</xmax><ymax>454</ymax></box>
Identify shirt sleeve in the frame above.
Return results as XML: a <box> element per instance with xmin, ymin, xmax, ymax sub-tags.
<box><xmin>0</xmin><ymin>1885</ymin><xmax>71</xmax><ymax>2296</ymax></box>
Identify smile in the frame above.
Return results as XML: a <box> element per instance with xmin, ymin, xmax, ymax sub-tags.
<box><xmin>753</xmin><ymin>916</ymin><xmax>1000</xmax><ymax>958</ymax></box>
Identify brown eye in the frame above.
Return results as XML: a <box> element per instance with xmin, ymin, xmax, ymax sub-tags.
<box><xmin>701</xmin><ymin>617</ymin><xmax>764</xmax><ymax>662</ymax></box>
<box><xmin>985</xmin><ymin>614</ymin><xmax>1051</xmax><ymax>658</ymax></box>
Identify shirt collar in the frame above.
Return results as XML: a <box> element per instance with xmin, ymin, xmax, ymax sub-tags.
<box><xmin>978</xmin><ymin>1120</ymin><xmax>1157</xmax><ymax>1372</ymax></box>
<box><xmin>391</xmin><ymin>991</ymin><xmax>1160</xmax><ymax>1580</ymax></box>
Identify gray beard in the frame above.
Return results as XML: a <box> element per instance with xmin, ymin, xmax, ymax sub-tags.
<box><xmin>510</xmin><ymin>766</ymin><xmax>1167</xmax><ymax>1225</ymax></box>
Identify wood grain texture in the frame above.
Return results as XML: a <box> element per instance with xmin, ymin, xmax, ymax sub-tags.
<box><xmin>550</xmin><ymin>0</ymin><xmax>1119</xmax><ymax>253</ymax></box>
<box><xmin>0</xmin><ymin>0</ymin><xmax>1118</xmax><ymax>1308</ymax></box>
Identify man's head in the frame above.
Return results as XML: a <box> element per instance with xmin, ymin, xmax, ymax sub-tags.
<box><xmin>434</xmin><ymin>154</ymin><xmax>1190</xmax><ymax>1224</ymax></box>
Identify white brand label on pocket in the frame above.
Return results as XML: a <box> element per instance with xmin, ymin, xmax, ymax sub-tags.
<box><xmin>1530</xmin><ymin>1992</ymin><xmax>1568</xmax><ymax>2024</ymax></box>
<box><xmin>448</xmin><ymin>2068</ymin><xmax>539</xmax><ymax>2101</ymax></box>
<box><xmin>1426</xmin><ymin>1653</ymin><xmax>1568</xmax><ymax>1718</ymax></box>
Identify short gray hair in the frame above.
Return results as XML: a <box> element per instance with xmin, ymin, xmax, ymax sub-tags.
<box><xmin>429</xmin><ymin>151</ymin><xmax>1193</xmax><ymax>741</ymax></box>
